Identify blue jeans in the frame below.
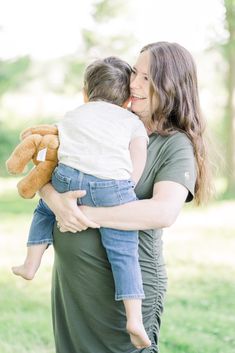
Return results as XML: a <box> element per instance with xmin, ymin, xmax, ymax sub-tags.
<box><xmin>28</xmin><ymin>163</ymin><xmax>145</xmax><ymax>300</ymax></box>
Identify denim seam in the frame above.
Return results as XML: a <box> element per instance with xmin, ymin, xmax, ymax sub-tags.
<box><xmin>78</xmin><ymin>172</ymin><xmax>84</xmax><ymax>204</ymax></box>
<box><xmin>118</xmin><ymin>183</ymin><xmax>136</xmax><ymax>204</ymax></box>
<box><xmin>27</xmin><ymin>239</ymin><xmax>53</xmax><ymax>245</ymax></box>
<box><xmin>115</xmin><ymin>294</ymin><xmax>145</xmax><ymax>301</ymax></box>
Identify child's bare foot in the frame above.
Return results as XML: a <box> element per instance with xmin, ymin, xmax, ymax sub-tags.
<box><xmin>126</xmin><ymin>320</ymin><xmax>151</xmax><ymax>349</ymax></box>
<box><xmin>12</xmin><ymin>263</ymin><xmax>37</xmax><ymax>280</ymax></box>
<box><xmin>12</xmin><ymin>243</ymin><xmax>47</xmax><ymax>280</ymax></box>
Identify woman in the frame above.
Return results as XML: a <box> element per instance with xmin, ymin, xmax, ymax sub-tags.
<box><xmin>40</xmin><ymin>42</ymin><xmax>211</xmax><ymax>353</ymax></box>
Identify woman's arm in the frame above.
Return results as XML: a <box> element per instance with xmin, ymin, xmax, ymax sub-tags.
<box><xmin>81</xmin><ymin>181</ymin><xmax>188</xmax><ymax>230</ymax></box>
<box><xmin>43</xmin><ymin>180</ymin><xmax>188</xmax><ymax>232</ymax></box>
<box><xmin>38</xmin><ymin>183</ymin><xmax>100</xmax><ymax>233</ymax></box>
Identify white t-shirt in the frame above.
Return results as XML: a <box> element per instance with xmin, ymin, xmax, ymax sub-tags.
<box><xmin>57</xmin><ymin>101</ymin><xmax>148</xmax><ymax>180</ymax></box>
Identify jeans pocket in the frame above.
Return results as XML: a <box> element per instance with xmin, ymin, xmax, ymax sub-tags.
<box><xmin>89</xmin><ymin>180</ymin><xmax>121</xmax><ymax>207</ymax></box>
<box><xmin>52</xmin><ymin>167</ymin><xmax>71</xmax><ymax>193</ymax></box>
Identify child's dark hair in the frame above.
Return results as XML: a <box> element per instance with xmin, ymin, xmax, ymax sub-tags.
<box><xmin>84</xmin><ymin>56</ymin><xmax>131</xmax><ymax>106</ymax></box>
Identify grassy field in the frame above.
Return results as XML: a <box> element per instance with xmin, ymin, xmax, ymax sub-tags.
<box><xmin>0</xmin><ymin>178</ymin><xmax>235</xmax><ymax>353</ymax></box>
<box><xmin>161</xmin><ymin>202</ymin><xmax>235</xmax><ymax>353</ymax></box>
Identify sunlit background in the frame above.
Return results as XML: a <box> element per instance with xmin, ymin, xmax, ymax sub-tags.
<box><xmin>1</xmin><ymin>0</ymin><xmax>233</xmax><ymax>191</ymax></box>
<box><xmin>0</xmin><ymin>1</ymin><xmax>235</xmax><ymax>352</ymax></box>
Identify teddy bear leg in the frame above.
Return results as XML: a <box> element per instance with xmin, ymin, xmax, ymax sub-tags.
<box><xmin>17</xmin><ymin>161</ymin><xmax>57</xmax><ymax>199</ymax></box>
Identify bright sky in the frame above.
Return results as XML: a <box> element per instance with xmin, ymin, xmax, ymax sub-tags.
<box><xmin>1</xmin><ymin>0</ymin><xmax>226</xmax><ymax>60</ymax></box>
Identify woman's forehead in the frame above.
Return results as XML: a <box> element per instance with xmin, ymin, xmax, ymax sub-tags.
<box><xmin>133</xmin><ymin>51</ymin><xmax>149</xmax><ymax>74</ymax></box>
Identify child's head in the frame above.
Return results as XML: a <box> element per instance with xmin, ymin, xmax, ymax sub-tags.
<box><xmin>83</xmin><ymin>56</ymin><xmax>131</xmax><ymax>107</ymax></box>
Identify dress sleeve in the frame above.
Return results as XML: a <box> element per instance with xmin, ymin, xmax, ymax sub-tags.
<box><xmin>153</xmin><ymin>133</ymin><xmax>197</xmax><ymax>202</ymax></box>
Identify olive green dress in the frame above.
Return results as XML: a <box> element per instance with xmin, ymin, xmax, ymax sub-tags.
<box><xmin>51</xmin><ymin>132</ymin><xmax>196</xmax><ymax>353</ymax></box>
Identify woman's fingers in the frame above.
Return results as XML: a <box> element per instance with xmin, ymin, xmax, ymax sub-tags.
<box><xmin>62</xmin><ymin>210</ymin><xmax>99</xmax><ymax>229</ymax></box>
<box><xmin>57</xmin><ymin>208</ymin><xmax>100</xmax><ymax>233</ymax></box>
<box><xmin>57</xmin><ymin>217</ymin><xmax>87</xmax><ymax>233</ymax></box>
<box><xmin>69</xmin><ymin>189</ymin><xmax>87</xmax><ymax>200</ymax></box>
<box><xmin>59</xmin><ymin>224</ymin><xmax>86</xmax><ymax>233</ymax></box>
<box><xmin>74</xmin><ymin>210</ymin><xmax>100</xmax><ymax>229</ymax></box>
<box><xmin>54</xmin><ymin>189</ymin><xmax>100</xmax><ymax>232</ymax></box>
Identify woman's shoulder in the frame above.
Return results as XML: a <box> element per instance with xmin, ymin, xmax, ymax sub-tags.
<box><xmin>151</xmin><ymin>130</ymin><xmax>191</xmax><ymax>142</ymax></box>
<box><xmin>150</xmin><ymin>131</ymin><xmax>192</xmax><ymax>151</ymax></box>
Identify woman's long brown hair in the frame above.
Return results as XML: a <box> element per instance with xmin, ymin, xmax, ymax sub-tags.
<box><xmin>141</xmin><ymin>42</ymin><xmax>212</xmax><ymax>204</ymax></box>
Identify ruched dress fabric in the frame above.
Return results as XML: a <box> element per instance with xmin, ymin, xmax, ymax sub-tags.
<box><xmin>51</xmin><ymin>132</ymin><xmax>196</xmax><ymax>353</ymax></box>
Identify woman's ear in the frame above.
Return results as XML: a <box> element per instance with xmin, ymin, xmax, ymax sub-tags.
<box><xmin>82</xmin><ymin>88</ymin><xmax>89</xmax><ymax>103</ymax></box>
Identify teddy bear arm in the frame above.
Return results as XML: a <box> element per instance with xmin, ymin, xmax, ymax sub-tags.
<box><xmin>17</xmin><ymin>160</ymin><xmax>57</xmax><ymax>199</ymax></box>
<box><xmin>21</xmin><ymin>125</ymin><xmax>58</xmax><ymax>140</ymax></box>
<box><xmin>6</xmin><ymin>134</ymin><xmax>42</xmax><ymax>174</ymax></box>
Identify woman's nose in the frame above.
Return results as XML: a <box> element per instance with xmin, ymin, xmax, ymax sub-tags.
<box><xmin>130</xmin><ymin>75</ymin><xmax>140</xmax><ymax>89</ymax></box>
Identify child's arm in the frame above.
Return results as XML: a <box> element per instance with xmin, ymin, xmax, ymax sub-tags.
<box><xmin>129</xmin><ymin>136</ymin><xmax>147</xmax><ymax>185</ymax></box>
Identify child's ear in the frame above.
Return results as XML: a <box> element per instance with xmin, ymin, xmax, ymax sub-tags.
<box><xmin>82</xmin><ymin>88</ymin><xmax>89</xmax><ymax>103</ymax></box>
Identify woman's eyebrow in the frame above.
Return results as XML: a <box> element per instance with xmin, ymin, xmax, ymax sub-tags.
<box><xmin>132</xmin><ymin>66</ymin><xmax>148</xmax><ymax>76</ymax></box>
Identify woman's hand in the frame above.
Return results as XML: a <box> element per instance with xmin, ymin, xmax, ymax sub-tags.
<box><xmin>39</xmin><ymin>184</ymin><xmax>100</xmax><ymax>233</ymax></box>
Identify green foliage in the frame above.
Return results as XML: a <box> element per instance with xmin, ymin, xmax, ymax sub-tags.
<box><xmin>224</xmin><ymin>0</ymin><xmax>235</xmax><ymax>33</ymax></box>
<box><xmin>221</xmin><ymin>185</ymin><xmax>235</xmax><ymax>199</ymax></box>
<box><xmin>92</xmin><ymin>0</ymin><xmax>126</xmax><ymax>22</ymax></box>
<box><xmin>82</xmin><ymin>29</ymin><xmax>99</xmax><ymax>50</ymax></box>
<box><xmin>0</xmin><ymin>188</ymin><xmax>38</xmax><ymax>214</ymax></box>
<box><xmin>62</xmin><ymin>0</ymin><xmax>134</xmax><ymax>94</ymax></box>
<box><xmin>0</xmin><ymin>123</ymin><xmax>21</xmax><ymax>177</ymax></box>
<box><xmin>0</xmin><ymin>56</ymin><xmax>31</xmax><ymax>97</ymax></box>
<box><xmin>63</xmin><ymin>58</ymin><xmax>86</xmax><ymax>94</ymax></box>
<box><xmin>204</xmin><ymin>1</ymin><xmax>235</xmax><ymax>197</ymax></box>
<box><xmin>223</xmin><ymin>0</ymin><xmax>235</xmax><ymax>196</ymax></box>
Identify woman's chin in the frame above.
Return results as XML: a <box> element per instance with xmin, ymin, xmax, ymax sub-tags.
<box><xmin>131</xmin><ymin>102</ymin><xmax>148</xmax><ymax>117</ymax></box>
<box><xmin>130</xmin><ymin>105</ymin><xmax>142</xmax><ymax>116</ymax></box>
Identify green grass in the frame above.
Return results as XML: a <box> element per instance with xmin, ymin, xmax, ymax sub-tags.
<box><xmin>0</xmin><ymin>178</ymin><xmax>54</xmax><ymax>353</ymax></box>
<box><xmin>160</xmin><ymin>202</ymin><xmax>235</xmax><ymax>353</ymax></box>
<box><xmin>161</xmin><ymin>270</ymin><xmax>235</xmax><ymax>353</ymax></box>
<box><xmin>0</xmin><ymin>273</ymin><xmax>53</xmax><ymax>353</ymax></box>
<box><xmin>0</xmin><ymin>177</ymin><xmax>235</xmax><ymax>353</ymax></box>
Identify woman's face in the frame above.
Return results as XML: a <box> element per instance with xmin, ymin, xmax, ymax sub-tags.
<box><xmin>130</xmin><ymin>50</ymin><xmax>151</xmax><ymax>123</ymax></box>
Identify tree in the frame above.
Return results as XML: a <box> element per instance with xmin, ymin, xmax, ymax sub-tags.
<box><xmin>0</xmin><ymin>56</ymin><xmax>31</xmax><ymax>97</ymax></box>
<box><xmin>224</xmin><ymin>0</ymin><xmax>235</xmax><ymax>196</ymax></box>
<box><xmin>0</xmin><ymin>56</ymin><xmax>31</xmax><ymax>176</ymax></box>
<box><xmin>63</xmin><ymin>0</ymin><xmax>134</xmax><ymax>94</ymax></box>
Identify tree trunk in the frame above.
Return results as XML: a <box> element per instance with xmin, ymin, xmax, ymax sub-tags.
<box><xmin>224</xmin><ymin>0</ymin><xmax>235</xmax><ymax>195</ymax></box>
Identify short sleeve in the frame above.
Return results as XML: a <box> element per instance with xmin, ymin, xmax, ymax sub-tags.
<box><xmin>131</xmin><ymin>120</ymin><xmax>149</xmax><ymax>144</ymax></box>
<box><xmin>153</xmin><ymin>133</ymin><xmax>196</xmax><ymax>202</ymax></box>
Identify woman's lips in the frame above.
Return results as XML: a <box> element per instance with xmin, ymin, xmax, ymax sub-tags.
<box><xmin>130</xmin><ymin>95</ymin><xmax>146</xmax><ymax>102</ymax></box>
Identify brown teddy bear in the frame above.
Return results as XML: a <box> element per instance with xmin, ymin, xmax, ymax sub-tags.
<box><xmin>6</xmin><ymin>124</ymin><xmax>59</xmax><ymax>199</ymax></box>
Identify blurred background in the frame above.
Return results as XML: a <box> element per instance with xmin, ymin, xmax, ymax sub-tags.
<box><xmin>0</xmin><ymin>0</ymin><xmax>234</xmax><ymax>352</ymax></box>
